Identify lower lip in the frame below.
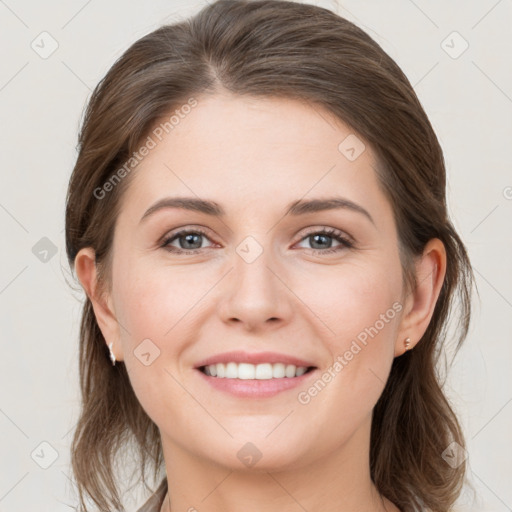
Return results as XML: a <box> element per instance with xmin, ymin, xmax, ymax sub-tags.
<box><xmin>195</xmin><ymin>368</ymin><xmax>317</xmax><ymax>398</ymax></box>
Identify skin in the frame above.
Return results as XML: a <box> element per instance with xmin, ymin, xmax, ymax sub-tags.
<box><xmin>75</xmin><ymin>92</ymin><xmax>446</xmax><ymax>512</ymax></box>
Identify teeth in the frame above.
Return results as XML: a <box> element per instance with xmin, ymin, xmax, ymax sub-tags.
<box><xmin>295</xmin><ymin>366</ymin><xmax>307</xmax><ymax>376</ymax></box>
<box><xmin>202</xmin><ymin>362</ymin><xmax>310</xmax><ymax>379</ymax></box>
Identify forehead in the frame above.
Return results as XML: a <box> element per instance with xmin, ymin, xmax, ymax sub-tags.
<box><xmin>121</xmin><ymin>93</ymin><xmax>389</xmax><ymax>223</ymax></box>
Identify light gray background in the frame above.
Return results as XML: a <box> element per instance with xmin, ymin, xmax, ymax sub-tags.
<box><xmin>0</xmin><ymin>0</ymin><xmax>511</xmax><ymax>510</ymax></box>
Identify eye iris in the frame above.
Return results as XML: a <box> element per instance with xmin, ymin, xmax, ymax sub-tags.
<box><xmin>310</xmin><ymin>233</ymin><xmax>332</xmax><ymax>249</ymax></box>
<box><xmin>169</xmin><ymin>230</ymin><xmax>342</xmax><ymax>252</ymax></box>
<box><xmin>180</xmin><ymin>233</ymin><xmax>202</xmax><ymax>249</ymax></box>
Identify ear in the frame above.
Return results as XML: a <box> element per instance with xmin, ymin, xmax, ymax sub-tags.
<box><xmin>394</xmin><ymin>238</ymin><xmax>447</xmax><ymax>357</ymax></box>
<box><xmin>74</xmin><ymin>247</ymin><xmax>124</xmax><ymax>362</ymax></box>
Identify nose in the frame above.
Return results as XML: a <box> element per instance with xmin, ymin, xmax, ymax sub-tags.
<box><xmin>216</xmin><ymin>241</ymin><xmax>294</xmax><ymax>332</ymax></box>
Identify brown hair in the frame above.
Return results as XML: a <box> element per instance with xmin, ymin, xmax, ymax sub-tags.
<box><xmin>65</xmin><ymin>1</ymin><xmax>474</xmax><ymax>511</ymax></box>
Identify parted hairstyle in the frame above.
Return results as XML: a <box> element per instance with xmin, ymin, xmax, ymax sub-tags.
<box><xmin>65</xmin><ymin>1</ymin><xmax>474</xmax><ymax>511</ymax></box>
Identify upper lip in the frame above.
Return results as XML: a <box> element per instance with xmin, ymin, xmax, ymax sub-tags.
<box><xmin>194</xmin><ymin>351</ymin><xmax>316</xmax><ymax>369</ymax></box>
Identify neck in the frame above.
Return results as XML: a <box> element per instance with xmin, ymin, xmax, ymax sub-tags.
<box><xmin>159</xmin><ymin>415</ymin><xmax>400</xmax><ymax>512</ymax></box>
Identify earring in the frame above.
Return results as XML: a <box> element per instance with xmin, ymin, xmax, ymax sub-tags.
<box><xmin>404</xmin><ymin>337</ymin><xmax>411</xmax><ymax>351</ymax></box>
<box><xmin>108</xmin><ymin>342</ymin><xmax>116</xmax><ymax>366</ymax></box>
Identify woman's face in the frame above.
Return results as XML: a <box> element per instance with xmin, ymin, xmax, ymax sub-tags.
<box><xmin>106</xmin><ymin>93</ymin><xmax>408</xmax><ymax>470</ymax></box>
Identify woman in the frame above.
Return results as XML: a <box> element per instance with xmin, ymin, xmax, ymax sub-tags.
<box><xmin>65</xmin><ymin>1</ymin><xmax>474</xmax><ymax>511</ymax></box>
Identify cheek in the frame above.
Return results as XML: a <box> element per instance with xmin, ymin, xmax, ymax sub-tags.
<box><xmin>295</xmin><ymin>259</ymin><xmax>401</xmax><ymax>397</ymax></box>
<box><xmin>114</xmin><ymin>258</ymin><xmax>206</xmax><ymax>344</ymax></box>
<box><xmin>300</xmin><ymin>259</ymin><xmax>401</xmax><ymax>342</ymax></box>
<box><xmin>111</xmin><ymin>260</ymin><xmax>201</xmax><ymax>424</ymax></box>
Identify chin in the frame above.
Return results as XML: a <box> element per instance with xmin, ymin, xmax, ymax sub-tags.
<box><xmin>196</xmin><ymin>433</ymin><xmax>315</xmax><ymax>473</ymax></box>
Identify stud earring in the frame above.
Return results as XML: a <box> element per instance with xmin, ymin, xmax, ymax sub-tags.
<box><xmin>404</xmin><ymin>337</ymin><xmax>411</xmax><ymax>351</ymax></box>
<box><xmin>108</xmin><ymin>342</ymin><xmax>116</xmax><ymax>366</ymax></box>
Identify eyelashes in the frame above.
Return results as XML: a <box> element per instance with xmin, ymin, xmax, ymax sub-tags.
<box><xmin>293</xmin><ymin>227</ymin><xmax>354</xmax><ymax>254</ymax></box>
<box><xmin>160</xmin><ymin>226</ymin><xmax>355</xmax><ymax>256</ymax></box>
<box><xmin>161</xmin><ymin>227</ymin><xmax>213</xmax><ymax>254</ymax></box>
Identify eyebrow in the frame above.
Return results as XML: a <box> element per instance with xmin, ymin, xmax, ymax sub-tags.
<box><xmin>139</xmin><ymin>196</ymin><xmax>375</xmax><ymax>225</ymax></box>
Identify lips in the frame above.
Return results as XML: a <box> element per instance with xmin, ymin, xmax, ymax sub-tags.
<box><xmin>193</xmin><ymin>350</ymin><xmax>318</xmax><ymax>397</ymax></box>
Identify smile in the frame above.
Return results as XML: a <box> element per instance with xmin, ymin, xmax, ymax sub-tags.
<box><xmin>200</xmin><ymin>362</ymin><xmax>314</xmax><ymax>379</ymax></box>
